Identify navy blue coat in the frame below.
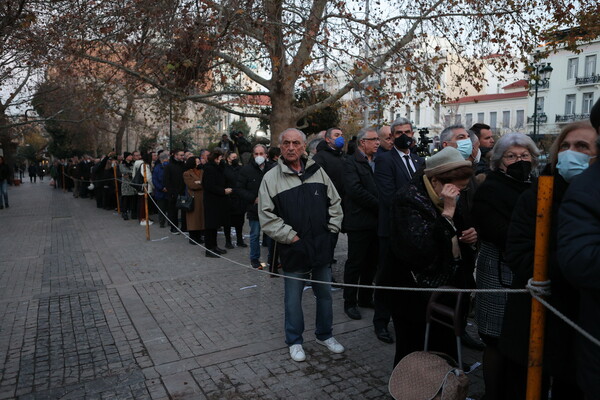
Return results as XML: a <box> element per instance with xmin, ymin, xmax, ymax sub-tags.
<box><xmin>152</xmin><ymin>162</ymin><xmax>168</xmax><ymax>200</ymax></box>
<box><xmin>374</xmin><ymin>147</ymin><xmax>424</xmax><ymax>237</ymax></box>
<box><xmin>557</xmin><ymin>160</ymin><xmax>600</xmax><ymax>398</ymax></box>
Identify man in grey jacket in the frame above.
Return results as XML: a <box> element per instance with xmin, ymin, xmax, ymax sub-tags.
<box><xmin>259</xmin><ymin>128</ymin><xmax>344</xmax><ymax>362</ymax></box>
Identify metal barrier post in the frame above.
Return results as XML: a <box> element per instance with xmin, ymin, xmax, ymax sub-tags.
<box><xmin>526</xmin><ymin>175</ymin><xmax>554</xmax><ymax>400</ymax></box>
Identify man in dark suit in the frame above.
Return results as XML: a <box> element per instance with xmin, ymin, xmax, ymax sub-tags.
<box><xmin>373</xmin><ymin>117</ymin><xmax>425</xmax><ymax>343</ymax></box>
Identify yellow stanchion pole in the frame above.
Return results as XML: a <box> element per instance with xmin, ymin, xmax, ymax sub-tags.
<box><xmin>143</xmin><ymin>163</ymin><xmax>150</xmax><ymax>241</ymax></box>
<box><xmin>113</xmin><ymin>164</ymin><xmax>121</xmax><ymax>214</ymax></box>
<box><xmin>526</xmin><ymin>175</ymin><xmax>554</xmax><ymax>400</ymax></box>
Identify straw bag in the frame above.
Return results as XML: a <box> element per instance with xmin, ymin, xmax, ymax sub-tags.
<box><xmin>389</xmin><ymin>351</ymin><xmax>468</xmax><ymax>400</ymax></box>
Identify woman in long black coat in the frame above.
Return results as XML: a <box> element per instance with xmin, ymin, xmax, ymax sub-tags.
<box><xmin>472</xmin><ymin>132</ymin><xmax>539</xmax><ymax>400</ymax></box>
<box><xmin>378</xmin><ymin>147</ymin><xmax>474</xmax><ymax>366</ymax></box>
<box><xmin>500</xmin><ymin>122</ymin><xmax>597</xmax><ymax>399</ymax></box>
<box><xmin>202</xmin><ymin>148</ymin><xmax>233</xmax><ymax>257</ymax></box>
<box><xmin>223</xmin><ymin>151</ymin><xmax>247</xmax><ymax>249</ymax></box>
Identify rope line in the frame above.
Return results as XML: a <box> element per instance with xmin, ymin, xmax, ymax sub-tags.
<box><xmin>58</xmin><ymin>178</ymin><xmax>600</xmax><ymax>348</ymax></box>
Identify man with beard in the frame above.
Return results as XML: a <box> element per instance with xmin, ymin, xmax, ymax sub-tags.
<box><xmin>470</xmin><ymin>123</ymin><xmax>494</xmax><ymax>175</ymax></box>
<box><xmin>373</xmin><ymin>117</ymin><xmax>425</xmax><ymax>344</ymax></box>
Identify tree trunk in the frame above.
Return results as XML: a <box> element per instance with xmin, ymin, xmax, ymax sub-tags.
<box><xmin>268</xmin><ymin>89</ymin><xmax>297</xmax><ymax>146</ymax></box>
<box><xmin>115</xmin><ymin>95</ymin><xmax>135</xmax><ymax>154</ymax></box>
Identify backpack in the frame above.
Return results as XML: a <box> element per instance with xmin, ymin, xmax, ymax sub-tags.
<box><xmin>131</xmin><ymin>166</ymin><xmax>144</xmax><ymax>189</ymax></box>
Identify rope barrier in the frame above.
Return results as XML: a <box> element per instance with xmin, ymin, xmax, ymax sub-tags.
<box><xmin>57</xmin><ymin>177</ymin><xmax>600</xmax><ymax>349</ymax></box>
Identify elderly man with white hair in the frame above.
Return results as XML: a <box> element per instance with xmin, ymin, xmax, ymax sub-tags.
<box><xmin>259</xmin><ymin>128</ymin><xmax>344</xmax><ymax>362</ymax></box>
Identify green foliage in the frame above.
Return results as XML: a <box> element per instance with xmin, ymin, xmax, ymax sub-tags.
<box><xmin>170</xmin><ymin>128</ymin><xmax>198</xmax><ymax>152</ymax></box>
<box><xmin>139</xmin><ymin>132</ymin><xmax>158</xmax><ymax>154</ymax></box>
<box><xmin>229</xmin><ymin>119</ymin><xmax>250</xmax><ymax>135</ymax></box>
<box><xmin>295</xmin><ymin>89</ymin><xmax>340</xmax><ymax>136</ymax></box>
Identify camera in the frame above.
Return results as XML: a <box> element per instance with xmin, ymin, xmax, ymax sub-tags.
<box><xmin>414</xmin><ymin>127</ymin><xmax>433</xmax><ymax>157</ymax></box>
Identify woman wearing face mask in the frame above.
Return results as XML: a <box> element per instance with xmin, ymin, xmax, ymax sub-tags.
<box><xmin>497</xmin><ymin>122</ymin><xmax>597</xmax><ymax>399</ymax></box>
<box><xmin>223</xmin><ymin>151</ymin><xmax>247</xmax><ymax>249</ymax></box>
<box><xmin>471</xmin><ymin>132</ymin><xmax>540</xmax><ymax>400</ymax></box>
<box><xmin>202</xmin><ymin>148</ymin><xmax>233</xmax><ymax>257</ymax></box>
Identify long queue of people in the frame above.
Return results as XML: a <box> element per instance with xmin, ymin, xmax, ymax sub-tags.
<box><xmin>252</xmin><ymin>114</ymin><xmax>598</xmax><ymax>399</ymax></box>
<box><xmin>46</xmin><ymin>102</ymin><xmax>600</xmax><ymax>399</ymax></box>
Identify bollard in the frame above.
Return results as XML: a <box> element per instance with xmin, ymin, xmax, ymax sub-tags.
<box><xmin>143</xmin><ymin>163</ymin><xmax>150</xmax><ymax>241</ymax></box>
<box><xmin>526</xmin><ymin>175</ymin><xmax>554</xmax><ymax>400</ymax></box>
<box><xmin>113</xmin><ymin>164</ymin><xmax>121</xmax><ymax>214</ymax></box>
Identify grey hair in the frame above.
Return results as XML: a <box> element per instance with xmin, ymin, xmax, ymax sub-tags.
<box><xmin>279</xmin><ymin>128</ymin><xmax>307</xmax><ymax>144</ymax></box>
<box><xmin>390</xmin><ymin>117</ymin><xmax>412</xmax><ymax>133</ymax></box>
<box><xmin>308</xmin><ymin>138</ymin><xmax>322</xmax><ymax>155</ymax></box>
<box><xmin>253</xmin><ymin>144</ymin><xmax>267</xmax><ymax>153</ymax></box>
<box><xmin>159</xmin><ymin>152</ymin><xmax>169</xmax><ymax>161</ymax></box>
<box><xmin>440</xmin><ymin>124</ymin><xmax>466</xmax><ymax>144</ymax></box>
<box><xmin>377</xmin><ymin>125</ymin><xmax>390</xmax><ymax>136</ymax></box>
<box><xmin>357</xmin><ymin>127</ymin><xmax>377</xmax><ymax>141</ymax></box>
<box><xmin>489</xmin><ymin>132</ymin><xmax>540</xmax><ymax>171</ymax></box>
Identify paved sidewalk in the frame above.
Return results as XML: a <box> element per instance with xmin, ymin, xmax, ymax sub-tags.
<box><xmin>0</xmin><ymin>182</ymin><xmax>484</xmax><ymax>399</ymax></box>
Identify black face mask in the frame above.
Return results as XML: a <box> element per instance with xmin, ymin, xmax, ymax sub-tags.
<box><xmin>231</xmin><ymin>159</ymin><xmax>239</xmax><ymax>167</ymax></box>
<box><xmin>394</xmin><ymin>134</ymin><xmax>413</xmax><ymax>150</ymax></box>
<box><xmin>504</xmin><ymin>160</ymin><xmax>532</xmax><ymax>182</ymax></box>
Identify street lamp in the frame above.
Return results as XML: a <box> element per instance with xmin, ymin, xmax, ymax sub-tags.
<box><xmin>526</xmin><ymin>63</ymin><xmax>553</xmax><ymax>145</ymax></box>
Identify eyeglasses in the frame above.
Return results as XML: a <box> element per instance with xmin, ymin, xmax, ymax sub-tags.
<box><xmin>394</xmin><ymin>130</ymin><xmax>412</xmax><ymax>135</ymax></box>
<box><xmin>362</xmin><ymin>137</ymin><xmax>380</xmax><ymax>141</ymax></box>
<box><xmin>503</xmin><ymin>152</ymin><xmax>532</xmax><ymax>162</ymax></box>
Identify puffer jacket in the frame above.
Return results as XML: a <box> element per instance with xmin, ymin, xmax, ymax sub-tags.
<box><xmin>258</xmin><ymin>157</ymin><xmax>343</xmax><ymax>273</ymax></box>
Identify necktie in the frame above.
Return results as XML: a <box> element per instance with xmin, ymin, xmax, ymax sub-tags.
<box><xmin>404</xmin><ymin>155</ymin><xmax>414</xmax><ymax>177</ymax></box>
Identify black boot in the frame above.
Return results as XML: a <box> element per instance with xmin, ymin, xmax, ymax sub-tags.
<box><xmin>205</xmin><ymin>249</ymin><xmax>220</xmax><ymax>258</ymax></box>
<box><xmin>225</xmin><ymin>238</ymin><xmax>235</xmax><ymax>249</ymax></box>
<box><xmin>237</xmin><ymin>234</ymin><xmax>248</xmax><ymax>248</ymax></box>
<box><xmin>122</xmin><ymin>211</ymin><xmax>129</xmax><ymax>220</ymax></box>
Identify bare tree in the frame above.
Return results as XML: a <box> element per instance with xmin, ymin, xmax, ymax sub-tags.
<box><xmin>46</xmin><ymin>0</ymin><xmax>590</xmax><ymax>143</ymax></box>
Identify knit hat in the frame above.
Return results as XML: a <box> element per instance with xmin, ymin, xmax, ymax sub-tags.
<box><xmin>424</xmin><ymin>147</ymin><xmax>472</xmax><ymax>177</ymax></box>
<box><xmin>123</xmin><ymin>151</ymin><xmax>132</xmax><ymax>158</ymax></box>
<box><xmin>590</xmin><ymin>98</ymin><xmax>600</xmax><ymax>132</ymax></box>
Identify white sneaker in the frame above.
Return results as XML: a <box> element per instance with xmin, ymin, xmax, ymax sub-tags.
<box><xmin>289</xmin><ymin>344</ymin><xmax>306</xmax><ymax>362</ymax></box>
<box><xmin>316</xmin><ymin>337</ymin><xmax>345</xmax><ymax>354</ymax></box>
<box><xmin>140</xmin><ymin>220</ymin><xmax>154</xmax><ymax>226</ymax></box>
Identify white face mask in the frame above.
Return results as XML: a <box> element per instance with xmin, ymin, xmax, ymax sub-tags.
<box><xmin>474</xmin><ymin>148</ymin><xmax>482</xmax><ymax>164</ymax></box>
<box><xmin>254</xmin><ymin>156</ymin><xmax>266</xmax><ymax>165</ymax></box>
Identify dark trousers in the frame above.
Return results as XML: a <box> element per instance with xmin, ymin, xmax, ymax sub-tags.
<box><xmin>156</xmin><ymin>198</ymin><xmax>168</xmax><ymax>227</ymax></box>
<box><xmin>343</xmin><ymin>230</ymin><xmax>378</xmax><ymax>308</ymax></box>
<box><xmin>205</xmin><ymin>228</ymin><xmax>218</xmax><ymax>249</ymax></box>
<box><xmin>167</xmin><ymin>194</ymin><xmax>187</xmax><ymax>232</ymax></box>
<box><xmin>389</xmin><ymin>291</ymin><xmax>457</xmax><ymax>367</ymax></box>
<box><xmin>225</xmin><ymin>213</ymin><xmax>245</xmax><ymax>243</ymax></box>
<box><xmin>373</xmin><ymin>236</ymin><xmax>392</xmax><ymax>330</ymax></box>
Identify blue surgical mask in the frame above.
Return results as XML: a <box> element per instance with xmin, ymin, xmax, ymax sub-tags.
<box><xmin>556</xmin><ymin>150</ymin><xmax>591</xmax><ymax>182</ymax></box>
<box><xmin>334</xmin><ymin>136</ymin><xmax>345</xmax><ymax>149</ymax></box>
<box><xmin>456</xmin><ymin>139</ymin><xmax>473</xmax><ymax>160</ymax></box>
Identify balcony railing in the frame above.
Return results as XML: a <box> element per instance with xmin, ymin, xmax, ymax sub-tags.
<box><xmin>575</xmin><ymin>75</ymin><xmax>600</xmax><ymax>85</ymax></box>
<box><xmin>555</xmin><ymin>113</ymin><xmax>590</xmax><ymax>123</ymax></box>
<box><xmin>527</xmin><ymin>113</ymin><xmax>547</xmax><ymax>124</ymax></box>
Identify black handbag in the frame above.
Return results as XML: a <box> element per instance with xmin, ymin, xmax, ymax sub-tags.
<box><xmin>176</xmin><ymin>194</ymin><xmax>194</xmax><ymax>212</ymax></box>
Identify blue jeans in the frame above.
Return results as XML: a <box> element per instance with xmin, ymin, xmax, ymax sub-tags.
<box><xmin>283</xmin><ymin>266</ymin><xmax>333</xmax><ymax>345</ymax></box>
<box><xmin>249</xmin><ymin>219</ymin><xmax>261</xmax><ymax>261</ymax></box>
<box><xmin>0</xmin><ymin>180</ymin><xmax>7</xmax><ymax>207</ymax></box>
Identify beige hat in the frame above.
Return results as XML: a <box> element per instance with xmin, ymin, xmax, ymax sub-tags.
<box><xmin>424</xmin><ymin>147</ymin><xmax>472</xmax><ymax>177</ymax></box>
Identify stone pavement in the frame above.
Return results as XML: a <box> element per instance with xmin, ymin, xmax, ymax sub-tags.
<box><xmin>0</xmin><ymin>181</ymin><xmax>485</xmax><ymax>399</ymax></box>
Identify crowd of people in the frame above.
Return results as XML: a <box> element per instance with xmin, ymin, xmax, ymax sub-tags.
<box><xmin>14</xmin><ymin>98</ymin><xmax>600</xmax><ymax>399</ymax></box>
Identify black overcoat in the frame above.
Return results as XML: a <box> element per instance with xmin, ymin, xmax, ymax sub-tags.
<box><xmin>202</xmin><ymin>161</ymin><xmax>231</xmax><ymax>229</ymax></box>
